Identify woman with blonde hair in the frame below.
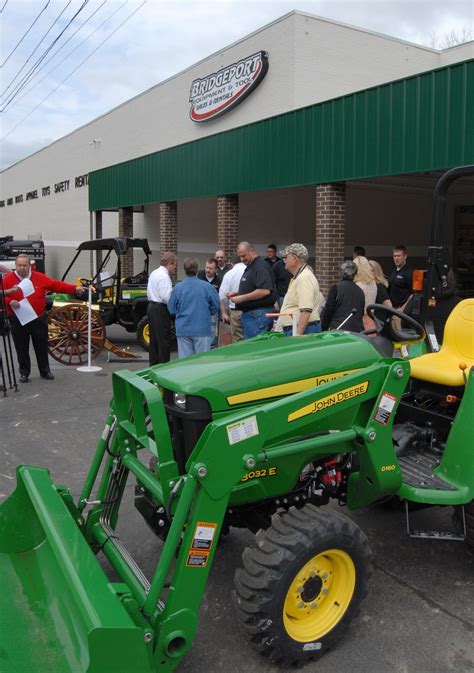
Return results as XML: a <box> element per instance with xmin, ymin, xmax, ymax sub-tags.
<box><xmin>353</xmin><ymin>256</ymin><xmax>377</xmax><ymax>331</ymax></box>
<box><xmin>369</xmin><ymin>259</ymin><xmax>392</xmax><ymax>307</ymax></box>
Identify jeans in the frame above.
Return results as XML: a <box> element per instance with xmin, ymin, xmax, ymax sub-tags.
<box><xmin>210</xmin><ymin>313</ymin><xmax>218</xmax><ymax>349</ymax></box>
<box><xmin>177</xmin><ymin>335</ymin><xmax>212</xmax><ymax>358</ymax></box>
<box><xmin>283</xmin><ymin>322</ymin><xmax>321</xmax><ymax>336</ymax></box>
<box><xmin>241</xmin><ymin>309</ymin><xmax>273</xmax><ymax>339</ymax></box>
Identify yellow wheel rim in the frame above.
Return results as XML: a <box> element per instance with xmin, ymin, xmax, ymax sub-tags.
<box><xmin>283</xmin><ymin>549</ymin><xmax>356</xmax><ymax>642</ymax></box>
<box><xmin>143</xmin><ymin>323</ymin><xmax>150</xmax><ymax>344</ymax></box>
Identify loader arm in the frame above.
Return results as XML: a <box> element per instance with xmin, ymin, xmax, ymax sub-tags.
<box><xmin>0</xmin><ymin>357</ymin><xmax>409</xmax><ymax>672</ymax></box>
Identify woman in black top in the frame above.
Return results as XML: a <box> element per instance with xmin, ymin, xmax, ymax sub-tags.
<box><xmin>321</xmin><ymin>261</ymin><xmax>365</xmax><ymax>332</ymax></box>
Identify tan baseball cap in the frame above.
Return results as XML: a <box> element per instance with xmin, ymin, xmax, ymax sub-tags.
<box><xmin>281</xmin><ymin>243</ymin><xmax>309</xmax><ymax>262</ymax></box>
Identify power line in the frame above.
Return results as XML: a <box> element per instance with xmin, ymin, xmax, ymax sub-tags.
<box><xmin>1</xmin><ymin>1</ymin><xmax>51</xmax><ymax>68</ymax></box>
<box><xmin>1</xmin><ymin>0</ymin><xmax>89</xmax><ymax>107</ymax></box>
<box><xmin>1</xmin><ymin>0</ymin><xmax>73</xmax><ymax>99</ymax></box>
<box><xmin>3</xmin><ymin>0</ymin><xmax>147</xmax><ymax>140</ymax></box>
<box><xmin>0</xmin><ymin>0</ymin><xmax>9</xmax><ymax>14</ymax></box>
<box><xmin>3</xmin><ymin>0</ymin><xmax>113</xmax><ymax>115</ymax></box>
<box><xmin>1</xmin><ymin>0</ymin><xmax>90</xmax><ymax>108</ymax></box>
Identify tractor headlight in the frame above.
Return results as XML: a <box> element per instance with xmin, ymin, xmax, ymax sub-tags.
<box><xmin>173</xmin><ymin>393</ymin><xmax>186</xmax><ymax>409</ymax></box>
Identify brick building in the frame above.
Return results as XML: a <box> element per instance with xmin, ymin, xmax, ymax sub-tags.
<box><xmin>1</xmin><ymin>11</ymin><xmax>473</xmax><ymax>293</ymax></box>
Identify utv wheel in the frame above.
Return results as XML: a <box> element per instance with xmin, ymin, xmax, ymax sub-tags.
<box><xmin>136</xmin><ymin>316</ymin><xmax>150</xmax><ymax>352</ymax></box>
<box><xmin>232</xmin><ymin>504</ymin><xmax>372</xmax><ymax>667</ymax></box>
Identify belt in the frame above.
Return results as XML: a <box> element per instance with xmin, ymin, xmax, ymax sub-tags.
<box><xmin>150</xmin><ymin>301</ymin><xmax>165</xmax><ymax>305</ymax></box>
<box><xmin>283</xmin><ymin>320</ymin><xmax>320</xmax><ymax>330</ymax></box>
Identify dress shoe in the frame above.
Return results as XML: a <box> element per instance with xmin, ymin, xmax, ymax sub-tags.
<box><xmin>41</xmin><ymin>372</ymin><xmax>55</xmax><ymax>380</ymax></box>
<box><xmin>19</xmin><ymin>374</ymin><xmax>29</xmax><ymax>383</ymax></box>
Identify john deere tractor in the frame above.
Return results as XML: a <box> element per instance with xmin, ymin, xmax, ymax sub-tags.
<box><xmin>0</xmin><ymin>167</ymin><xmax>473</xmax><ymax>673</ymax></box>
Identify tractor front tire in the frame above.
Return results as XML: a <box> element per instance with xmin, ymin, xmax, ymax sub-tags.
<box><xmin>136</xmin><ymin>316</ymin><xmax>150</xmax><ymax>352</ymax></box>
<box><xmin>232</xmin><ymin>504</ymin><xmax>372</xmax><ymax>667</ymax></box>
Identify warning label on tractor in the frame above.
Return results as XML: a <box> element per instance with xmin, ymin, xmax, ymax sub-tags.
<box><xmin>227</xmin><ymin>415</ymin><xmax>259</xmax><ymax>445</ymax></box>
<box><xmin>186</xmin><ymin>551</ymin><xmax>210</xmax><ymax>567</ymax></box>
<box><xmin>186</xmin><ymin>522</ymin><xmax>218</xmax><ymax>567</ymax></box>
<box><xmin>191</xmin><ymin>522</ymin><xmax>217</xmax><ymax>550</ymax></box>
<box><xmin>374</xmin><ymin>392</ymin><xmax>397</xmax><ymax>425</ymax></box>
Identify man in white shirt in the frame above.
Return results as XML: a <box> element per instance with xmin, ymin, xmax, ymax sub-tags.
<box><xmin>147</xmin><ymin>251</ymin><xmax>177</xmax><ymax>364</ymax></box>
<box><xmin>219</xmin><ymin>260</ymin><xmax>246</xmax><ymax>342</ymax></box>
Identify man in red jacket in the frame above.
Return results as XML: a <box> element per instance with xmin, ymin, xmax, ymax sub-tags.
<box><xmin>3</xmin><ymin>254</ymin><xmax>87</xmax><ymax>382</ymax></box>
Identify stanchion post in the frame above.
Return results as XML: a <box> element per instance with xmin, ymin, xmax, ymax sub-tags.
<box><xmin>77</xmin><ymin>285</ymin><xmax>102</xmax><ymax>373</ymax></box>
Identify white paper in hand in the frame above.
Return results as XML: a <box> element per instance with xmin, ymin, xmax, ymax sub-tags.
<box><xmin>12</xmin><ymin>298</ymin><xmax>37</xmax><ymax>325</ymax></box>
<box><xmin>18</xmin><ymin>277</ymin><xmax>35</xmax><ymax>297</ymax></box>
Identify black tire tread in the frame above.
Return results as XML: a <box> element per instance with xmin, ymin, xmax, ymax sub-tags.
<box><xmin>232</xmin><ymin>505</ymin><xmax>372</xmax><ymax>667</ymax></box>
<box><xmin>136</xmin><ymin>315</ymin><xmax>149</xmax><ymax>352</ymax></box>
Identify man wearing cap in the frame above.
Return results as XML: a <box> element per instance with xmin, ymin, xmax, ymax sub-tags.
<box><xmin>279</xmin><ymin>244</ymin><xmax>321</xmax><ymax>336</ymax></box>
<box><xmin>227</xmin><ymin>241</ymin><xmax>276</xmax><ymax>339</ymax></box>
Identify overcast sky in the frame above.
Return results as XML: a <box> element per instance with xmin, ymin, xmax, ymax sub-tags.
<box><xmin>1</xmin><ymin>0</ymin><xmax>472</xmax><ymax>170</ymax></box>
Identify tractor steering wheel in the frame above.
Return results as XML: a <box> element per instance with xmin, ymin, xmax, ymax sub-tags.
<box><xmin>364</xmin><ymin>303</ymin><xmax>426</xmax><ymax>342</ymax></box>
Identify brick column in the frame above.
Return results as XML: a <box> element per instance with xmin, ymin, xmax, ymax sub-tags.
<box><xmin>95</xmin><ymin>210</ymin><xmax>103</xmax><ymax>269</ymax></box>
<box><xmin>217</xmin><ymin>194</ymin><xmax>239</xmax><ymax>260</ymax></box>
<box><xmin>160</xmin><ymin>201</ymin><xmax>178</xmax><ymax>280</ymax></box>
<box><xmin>118</xmin><ymin>206</ymin><xmax>134</xmax><ymax>277</ymax></box>
<box><xmin>315</xmin><ymin>183</ymin><xmax>346</xmax><ymax>296</ymax></box>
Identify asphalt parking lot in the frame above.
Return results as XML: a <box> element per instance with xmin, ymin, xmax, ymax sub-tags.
<box><xmin>1</xmin><ymin>325</ymin><xmax>473</xmax><ymax>673</ymax></box>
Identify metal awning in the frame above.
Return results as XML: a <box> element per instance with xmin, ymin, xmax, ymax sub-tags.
<box><xmin>89</xmin><ymin>59</ymin><xmax>474</xmax><ymax>211</ymax></box>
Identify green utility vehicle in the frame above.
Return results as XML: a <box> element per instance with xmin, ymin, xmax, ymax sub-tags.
<box><xmin>47</xmin><ymin>237</ymin><xmax>152</xmax><ymax>365</ymax></box>
<box><xmin>0</xmin><ymin>167</ymin><xmax>473</xmax><ymax>673</ymax></box>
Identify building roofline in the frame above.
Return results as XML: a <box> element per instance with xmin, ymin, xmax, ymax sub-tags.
<box><xmin>291</xmin><ymin>9</ymin><xmax>442</xmax><ymax>52</ymax></box>
<box><xmin>2</xmin><ymin>9</ymin><xmax>470</xmax><ymax>173</ymax></box>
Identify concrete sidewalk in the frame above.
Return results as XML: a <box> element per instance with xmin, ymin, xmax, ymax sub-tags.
<box><xmin>0</xmin><ymin>326</ymin><xmax>473</xmax><ymax>673</ymax></box>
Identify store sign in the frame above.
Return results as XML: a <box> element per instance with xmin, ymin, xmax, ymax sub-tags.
<box><xmin>1</xmin><ymin>173</ymin><xmax>89</xmax><ymax>210</ymax></box>
<box><xmin>189</xmin><ymin>50</ymin><xmax>268</xmax><ymax>122</ymax></box>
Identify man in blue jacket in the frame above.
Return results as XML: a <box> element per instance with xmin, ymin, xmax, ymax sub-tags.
<box><xmin>168</xmin><ymin>258</ymin><xmax>220</xmax><ymax>358</ymax></box>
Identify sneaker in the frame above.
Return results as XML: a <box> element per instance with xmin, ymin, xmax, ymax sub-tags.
<box><xmin>20</xmin><ymin>374</ymin><xmax>29</xmax><ymax>383</ymax></box>
<box><xmin>41</xmin><ymin>372</ymin><xmax>55</xmax><ymax>380</ymax></box>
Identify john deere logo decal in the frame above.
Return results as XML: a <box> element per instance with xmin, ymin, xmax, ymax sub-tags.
<box><xmin>189</xmin><ymin>51</ymin><xmax>268</xmax><ymax>122</ymax></box>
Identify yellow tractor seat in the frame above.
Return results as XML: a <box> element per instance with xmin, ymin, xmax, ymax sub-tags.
<box><xmin>409</xmin><ymin>299</ymin><xmax>474</xmax><ymax>387</ymax></box>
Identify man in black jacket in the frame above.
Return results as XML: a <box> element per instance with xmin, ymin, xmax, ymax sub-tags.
<box><xmin>197</xmin><ymin>258</ymin><xmax>221</xmax><ymax>291</ymax></box>
<box><xmin>321</xmin><ymin>260</ymin><xmax>365</xmax><ymax>332</ymax></box>
<box><xmin>272</xmin><ymin>257</ymin><xmax>292</xmax><ymax>308</ymax></box>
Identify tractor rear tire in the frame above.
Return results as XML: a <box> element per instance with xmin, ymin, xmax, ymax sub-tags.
<box><xmin>136</xmin><ymin>316</ymin><xmax>150</xmax><ymax>352</ymax></box>
<box><xmin>232</xmin><ymin>504</ymin><xmax>372</xmax><ymax>667</ymax></box>
<box><xmin>465</xmin><ymin>502</ymin><xmax>474</xmax><ymax>552</ymax></box>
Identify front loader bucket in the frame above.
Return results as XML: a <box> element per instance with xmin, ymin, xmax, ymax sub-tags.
<box><xmin>0</xmin><ymin>466</ymin><xmax>153</xmax><ymax>673</ymax></box>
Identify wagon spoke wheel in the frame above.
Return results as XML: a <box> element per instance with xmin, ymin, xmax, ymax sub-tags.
<box><xmin>48</xmin><ymin>303</ymin><xmax>106</xmax><ymax>366</ymax></box>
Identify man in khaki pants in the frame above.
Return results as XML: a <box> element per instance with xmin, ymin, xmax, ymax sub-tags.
<box><xmin>219</xmin><ymin>259</ymin><xmax>245</xmax><ymax>342</ymax></box>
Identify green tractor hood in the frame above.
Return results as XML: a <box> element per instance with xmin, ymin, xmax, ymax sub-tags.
<box><xmin>149</xmin><ymin>331</ymin><xmax>384</xmax><ymax>413</ymax></box>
